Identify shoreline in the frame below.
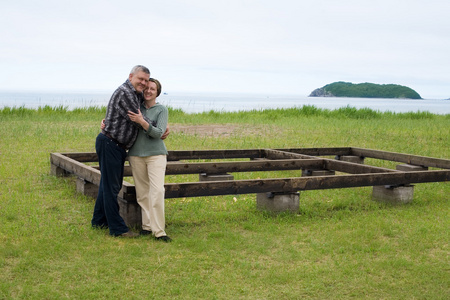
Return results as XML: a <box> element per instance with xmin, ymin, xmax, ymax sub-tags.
<box><xmin>1</xmin><ymin>91</ymin><xmax>449</xmax><ymax>115</ymax></box>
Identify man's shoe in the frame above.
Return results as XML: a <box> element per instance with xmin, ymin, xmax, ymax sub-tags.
<box><xmin>117</xmin><ymin>231</ymin><xmax>139</xmax><ymax>238</ymax></box>
<box><xmin>140</xmin><ymin>230</ymin><xmax>152</xmax><ymax>236</ymax></box>
<box><xmin>155</xmin><ymin>235</ymin><xmax>172</xmax><ymax>243</ymax></box>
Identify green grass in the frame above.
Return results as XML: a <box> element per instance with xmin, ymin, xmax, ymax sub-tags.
<box><xmin>1</xmin><ymin>105</ymin><xmax>449</xmax><ymax>299</ymax></box>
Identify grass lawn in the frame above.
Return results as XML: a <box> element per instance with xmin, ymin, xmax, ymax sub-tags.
<box><xmin>1</xmin><ymin>105</ymin><xmax>449</xmax><ymax>299</ymax></box>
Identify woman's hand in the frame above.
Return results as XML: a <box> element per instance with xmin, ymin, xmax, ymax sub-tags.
<box><xmin>100</xmin><ymin>119</ymin><xmax>106</xmax><ymax>130</ymax></box>
<box><xmin>128</xmin><ymin>109</ymin><xmax>145</xmax><ymax>126</ymax></box>
<box><xmin>161</xmin><ymin>124</ymin><xmax>170</xmax><ymax>140</ymax></box>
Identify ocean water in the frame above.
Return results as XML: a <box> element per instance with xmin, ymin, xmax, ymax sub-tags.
<box><xmin>0</xmin><ymin>91</ymin><xmax>449</xmax><ymax>114</ymax></box>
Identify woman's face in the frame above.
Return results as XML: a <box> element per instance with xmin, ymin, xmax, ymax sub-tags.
<box><xmin>144</xmin><ymin>82</ymin><xmax>158</xmax><ymax>101</ymax></box>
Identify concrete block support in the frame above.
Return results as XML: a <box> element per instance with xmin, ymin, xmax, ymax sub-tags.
<box><xmin>396</xmin><ymin>164</ymin><xmax>428</xmax><ymax>171</ymax></box>
<box><xmin>257</xmin><ymin>192</ymin><xmax>300</xmax><ymax>213</ymax></box>
<box><xmin>75</xmin><ymin>177</ymin><xmax>141</xmax><ymax>227</ymax></box>
<box><xmin>75</xmin><ymin>178</ymin><xmax>141</xmax><ymax>227</ymax></box>
<box><xmin>118</xmin><ymin>197</ymin><xmax>142</xmax><ymax>228</ymax></box>
<box><xmin>76</xmin><ymin>177</ymin><xmax>98</xmax><ymax>199</ymax></box>
<box><xmin>199</xmin><ymin>173</ymin><xmax>234</xmax><ymax>181</ymax></box>
<box><xmin>372</xmin><ymin>185</ymin><xmax>414</xmax><ymax>204</ymax></box>
<box><xmin>302</xmin><ymin>169</ymin><xmax>335</xmax><ymax>177</ymax></box>
<box><xmin>51</xmin><ymin>164</ymin><xmax>70</xmax><ymax>177</ymax></box>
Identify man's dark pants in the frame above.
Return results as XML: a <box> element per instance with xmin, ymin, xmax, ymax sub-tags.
<box><xmin>91</xmin><ymin>133</ymin><xmax>129</xmax><ymax>236</ymax></box>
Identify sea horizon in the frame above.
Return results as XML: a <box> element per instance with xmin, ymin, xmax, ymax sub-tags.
<box><xmin>0</xmin><ymin>90</ymin><xmax>449</xmax><ymax>115</ymax></box>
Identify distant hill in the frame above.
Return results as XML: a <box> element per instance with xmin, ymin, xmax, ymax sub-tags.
<box><xmin>309</xmin><ymin>82</ymin><xmax>422</xmax><ymax>99</ymax></box>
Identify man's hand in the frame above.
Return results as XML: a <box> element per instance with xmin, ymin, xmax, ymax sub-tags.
<box><xmin>161</xmin><ymin>124</ymin><xmax>170</xmax><ymax>140</ymax></box>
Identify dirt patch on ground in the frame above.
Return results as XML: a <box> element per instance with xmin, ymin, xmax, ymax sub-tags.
<box><xmin>170</xmin><ymin>124</ymin><xmax>244</xmax><ymax>137</ymax></box>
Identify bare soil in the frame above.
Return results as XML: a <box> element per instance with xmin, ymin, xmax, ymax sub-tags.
<box><xmin>170</xmin><ymin>124</ymin><xmax>244</xmax><ymax>137</ymax></box>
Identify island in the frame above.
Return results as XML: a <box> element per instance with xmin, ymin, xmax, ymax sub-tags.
<box><xmin>309</xmin><ymin>82</ymin><xmax>422</xmax><ymax>99</ymax></box>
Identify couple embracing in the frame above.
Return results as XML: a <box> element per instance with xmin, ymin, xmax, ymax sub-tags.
<box><xmin>92</xmin><ymin>65</ymin><xmax>171</xmax><ymax>242</ymax></box>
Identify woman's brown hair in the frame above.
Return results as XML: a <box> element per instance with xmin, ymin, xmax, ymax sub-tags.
<box><xmin>148</xmin><ymin>78</ymin><xmax>162</xmax><ymax>97</ymax></box>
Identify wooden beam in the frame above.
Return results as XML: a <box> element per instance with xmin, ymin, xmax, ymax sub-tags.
<box><xmin>265</xmin><ymin>149</ymin><xmax>395</xmax><ymax>174</ymax></box>
<box><xmin>275</xmin><ymin>147</ymin><xmax>352</xmax><ymax>156</ymax></box>
<box><xmin>119</xmin><ymin>181</ymin><xmax>136</xmax><ymax>201</ymax></box>
<box><xmin>164</xmin><ymin>158</ymin><xmax>325</xmax><ymax>175</ymax></box>
<box><xmin>350</xmin><ymin>147</ymin><xmax>450</xmax><ymax>169</ymax></box>
<box><xmin>264</xmin><ymin>149</ymin><xmax>317</xmax><ymax>159</ymax></box>
<box><xmin>167</xmin><ymin>149</ymin><xmax>265</xmax><ymax>161</ymax></box>
<box><xmin>60</xmin><ymin>148</ymin><xmax>450</xmax><ymax>171</ymax></box>
<box><xmin>324</xmin><ymin>160</ymin><xmax>397</xmax><ymax>174</ymax></box>
<box><xmin>51</xmin><ymin>151</ymin><xmax>449</xmax><ymax>200</ymax></box>
<box><xmin>94</xmin><ymin>159</ymin><xmax>326</xmax><ymax>176</ymax></box>
<box><xmin>62</xmin><ymin>152</ymin><xmax>98</xmax><ymax>162</ymax></box>
<box><xmin>164</xmin><ymin>170</ymin><xmax>450</xmax><ymax>198</ymax></box>
<box><xmin>61</xmin><ymin>149</ymin><xmax>266</xmax><ymax>163</ymax></box>
<box><xmin>50</xmin><ymin>153</ymin><xmax>101</xmax><ymax>185</ymax></box>
<box><xmin>52</xmin><ymin>153</ymin><xmax>137</xmax><ymax>198</ymax></box>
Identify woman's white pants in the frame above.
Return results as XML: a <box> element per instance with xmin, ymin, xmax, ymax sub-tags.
<box><xmin>129</xmin><ymin>155</ymin><xmax>167</xmax><ymax>237</ymax></box>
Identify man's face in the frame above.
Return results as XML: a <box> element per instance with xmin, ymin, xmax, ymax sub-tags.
<box><xmin>129</xmin><ymin>71</ymin><xmax>149</xmax><ymax>93</ymax></box>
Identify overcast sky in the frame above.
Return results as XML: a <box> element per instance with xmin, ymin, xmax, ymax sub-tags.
<box><xmin>1</xmin><ymin>0</ymin><xmax>449</xmax><ymax>99</ymax></box>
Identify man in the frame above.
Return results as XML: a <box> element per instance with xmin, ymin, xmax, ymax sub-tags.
<box><xmin>91</xmin><ymin>65</ymin><xmax>152</xmax><ymax>237</ymax></box>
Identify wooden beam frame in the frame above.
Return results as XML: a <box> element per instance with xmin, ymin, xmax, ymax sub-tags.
<box><xmin>163</xmin><ymin>171</ymin><xmax>449</xmax><ymax>198</ymax></box>
<box><xmin>50</xmin><ymin>147</ymin><xmax>449</xmax><ymax>199</ymax></box>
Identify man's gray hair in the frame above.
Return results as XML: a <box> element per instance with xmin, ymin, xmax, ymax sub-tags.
<box><xmin>130</xmin><ymin>65</ymin><xmax>150</xmax><ymax>75</ymax></box>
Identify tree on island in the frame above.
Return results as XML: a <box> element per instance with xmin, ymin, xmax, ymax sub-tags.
<box><xmin>309</xmin><ymin>82</ymin><xmax>422</xmax><ymax>99</ymax></box>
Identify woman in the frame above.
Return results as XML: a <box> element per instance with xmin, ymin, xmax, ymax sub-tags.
<box><xmin>127</xmin><ymin>78</ymin><xmax>171</xmax><ymax>242</ymax></box>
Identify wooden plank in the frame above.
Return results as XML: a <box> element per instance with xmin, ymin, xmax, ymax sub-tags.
<box><xmin>163</xmin><ymin>170</ymin><xmax>450</xmax><ymax>198</ymax></box>
<box><xmin>324</xmin><ymin>159</ymin><xmax>397</xmax><ymax>174</ymax></box>
<box><xmin>167</xmin><ymin>149</ymin><xmax>265</xmax><ymax>161</ymax></box>
<box><xmin>51</xmin><ymin>151</ymin><xmax>449</xmax><ymax>200</ymax></box>
<box><xmin>164</xmin><ymin>158</ymin><xmax>324</xmax><ymax>175</ymax></box>
<box><xmin>94</xmin><ymin>158</ymin><xmax>326</xmax><ymax>176</ymax></box>
<box><xmin>62</xmin><ymin>148</ymin><xmax>350</xmax><ymax>163</ymax></box>
<box><xmin>70</xmin><ymin>151</ymin><xmax>397</xmax><ymax>176</ymax></box>
<box><xmin>60</xmin><ymin>148</ymin><xmax>450</xmax><ymax>170</ymax></box>
<box><xmin>62</xmin><ymin>151</ymin><xmax>442</xmax><ymax>178</ymax></box>
<box><xmin>62</xmin><ymin>152</ymin><xmax>98</xmax><ymax>162</ymax></box>
<box><xmin>264</xmin><ymin>149</ymin><xmax>317</xmax><ymax>159</ymax></box>
<box><xmin>266</xmin><ymin>149</ymin><xmax>397</xmax><ymax>174</ymax></box>
<box><xmin>275</xmin><ymin>147</ymin><xmax>352</xmax><ymax>156</ymax></box>
<box><xmin>50</xmin><ymin>153</ymin><xmax>101</xmax><ymax>185</ymax></box>
<box><xmin>62</xmin><ymin>149</ymin><xmax>265</xmax><ymax>162</ymax></box>
<box><xmin>52</xmin><ymin>153</ymin><xmax>138</xmax><ymax>199</ymax></box>
<box><xmin>119</xmin><ymin>181</ymin><xmax>136</xmax><ymax>201</ymax></box>
<box><xmin>350</xmin><ymin>147</ymin><xmax>450</xmax><ymax>169</ymax></box>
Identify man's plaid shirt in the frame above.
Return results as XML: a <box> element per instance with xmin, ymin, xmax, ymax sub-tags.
<box><xmin>103</xmin><ymin>79</ymin><xmax>150</xmax><ymax>149</ymax></box>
